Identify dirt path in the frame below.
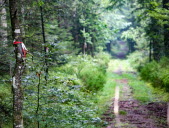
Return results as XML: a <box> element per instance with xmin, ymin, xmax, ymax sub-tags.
<box><xmin>102</xmin><ymin>69</ymin><xmax>167</xmax><ymax>128</ymax></box>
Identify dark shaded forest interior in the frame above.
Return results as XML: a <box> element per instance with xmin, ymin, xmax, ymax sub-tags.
<box><xmin>0</xmin><ymin>0</ymin><xmax>169</xmax><ymax>128</ymax></box>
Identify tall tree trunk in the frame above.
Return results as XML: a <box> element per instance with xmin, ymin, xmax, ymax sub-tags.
<box><xmin>40</xmin><ymin>6</ymin><xmax>48</xmax><ymax>84</ymax></box>
<box><xmin>152</xmin><ymin>40</ymin><xmax>161</xmax><ymax>61</ymax></box>
<box><xmin>83</xmin><ymin>28</ymin><xmax>87</xmax><ymax>54</ymax></box>
<box><xmin>149</xmin><ymin>41</ymin><xmax>152</xmax><ymax>62</ymax></box>
<box><xmin>149</xmin><ymin>18</ymin><xmax>161</xmax><ymax>61</ymax></box>
<box><xmin>167</xmin><ymin>102</ymin><xmax>169</xmax><ymax>127</ymax></box>
<box><xmin>0</xmin><ymin>0</ymin><xmax>8</xmax><ymax>47</ymax></box>
<box><xmin>9</xmin><ymin>0</ymin><xmax>26</xmax><ymax>127</ymax></box>
<box><xmin>163</xmin><ymin>0</ymin><xmax>169</xmax><ymax>57</ymax></box>
<box><xmin>36</xmin><ymin>73</ymin><xmax>41</xmax><ymax>128</ymax></box>
<box><xmin>106</xmin><ymin>42</ymin><xmax>111</xmax><ymax>53</ymax></box>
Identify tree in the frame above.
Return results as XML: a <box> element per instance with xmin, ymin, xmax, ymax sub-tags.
<box><xmin>40</xmin><ymin>4</ymin><xmax>48</xmax><ymax>83</ymax></box>
<box><xmin>9</xmin><ymin>0</ymin><xmax>27</xmax><ymax>127</ymax></box>
<box><xmin>163</xmin><ymin>0</ymin><xmax>169</xmax><ymax>57</ymax></box>
<box><xmin>0</xmin><ymin>0</ymin><xmax>7</xmax><ymax>47</ymax></box>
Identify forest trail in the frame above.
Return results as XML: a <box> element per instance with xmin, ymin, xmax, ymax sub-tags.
<box><xmin>102</xmin><ymin>60</ymin><xmax>167</xmax><ymax>128</ymax></box>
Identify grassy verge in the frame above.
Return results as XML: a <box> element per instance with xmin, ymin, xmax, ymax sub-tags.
<box><xmin>96</xmin><ymin>59</ymin><xmax>168</xmax><ymax>116</ymax></box>
<box><xmin>95</xmin><ymin>71</ymin><xmax>117</xmax><ymax>113</ymax></box>
<box><xmin>94</xmin><ymin>59</ymin><xmax>133</xmax><ymax>114</ymax></box>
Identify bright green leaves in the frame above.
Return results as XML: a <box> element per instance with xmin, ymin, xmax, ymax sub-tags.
<box><xmin>81</xmin><ymin>28</ymin><xmax>92</xmax><ymax>44</ymax></box>
<box><xmin>33</xmin><ymin>1</ymin><xmax>44</xmax><ymax>7</ymax></box>
<box><xmin>140</xmin><ymin>57</ymin><xmax>169</xmax><ymax>92</ymax></box>
<box><xmin>148</xmin><ymin>8</ymin><xmax>169</xmax><ymax>26</ymax></box>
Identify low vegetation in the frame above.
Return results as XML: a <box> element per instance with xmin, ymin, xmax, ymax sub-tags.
<box><xmin>0</xmin><ymin>52</ymin><xmax>112</xmax><ymax>128</ymax></box>
<box><xmin>140</xmin><ymin>57</ymin><xmax>169</xmax><ymax>97</ymax></box>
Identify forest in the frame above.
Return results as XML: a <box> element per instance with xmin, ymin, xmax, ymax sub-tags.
<box><xmin>0</xmin><ymin>0</ymin><xmax>169</xmax><ymax>128</ymax></box>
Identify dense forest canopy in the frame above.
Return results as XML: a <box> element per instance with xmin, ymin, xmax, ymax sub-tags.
<box><xmin>0</xmin><ymin>0</ymin><xmax>169</xmax><ymax>127</ymax></box>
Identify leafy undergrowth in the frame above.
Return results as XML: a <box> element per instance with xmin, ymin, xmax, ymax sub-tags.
<box><xmin>140</xmin><ymin>57</ymin><xmax>169</xmax><ymax>96</ymax></box>
<box><xmin>23</xmin><ymin>53</ymin><xmax>111</xmax><ymax>128</ymax></box>
<box><xmin>0</xmin><ymin>75</ymin><xmax>12</xmax><ymax>128</ymax></box>
<box><xmin>1</xmin><ymin>58</ymin><xmax>168</xmax><ymax>128</ymax></box>
<box><xmin>0</xmin><ymin>52</ymin><xmax>112</xmax><ymax>128</ymax></box>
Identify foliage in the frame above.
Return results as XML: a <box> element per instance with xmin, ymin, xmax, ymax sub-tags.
<box><xmin>2</xmin><ymin>0</ymin><xmax>169</xmax><ymax>127</ymax></box>
<box><xmin>94</xmin><ymin>52</ymin><xmax>111</xmax><ymax>70</ymax></box>
<box><xmin>140</xmin><ymin>57</ymin><xmax>169</xmax><ymax>92</ymax></box>
<box><xmin>22</xmin><ymin>53</ymin><xmax>110</xmax><ymax>127</ymax></box>
<box><xmin>0</xmin><ymin>76</ymin><xmax>12</xmax><ymax>127</ymax></box>
<box><xmin>55</xmin><ymin>53</ymin><xmax>110</xmax><ymax>92</ymax></box>
<box><xmin>0</xmin><ymin>51</ymin><xmax>110</xmax><ymax>127</ymax></box>
<box><xmin>24</xmin><ymin>79</ymin><xmax>103</xmax><ymax>128</ymax></box>
<box><xmin>79</xmin><ymin>64</ymin><xmax>106</xmax><ymax>91</ymax></box>
<box><xmin>127</xmin><ymin>50</ymin><xmax>149</xmax><ymax>70</ymax></box>
<box><xmin>101</xmin><ymin>4</ymin><xmax>132</xmax><ymax>57</ymax></box>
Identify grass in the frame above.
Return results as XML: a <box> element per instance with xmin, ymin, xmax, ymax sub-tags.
<box><xmin>127</xmin><ymin>73</ymin><xmax>169</xmax><ymax>103</ymax></box>
<box><xmin>93</xmin><ymin>59</ymin><xmax>169</xmax><ymax>128</ymax></box>
<box><xmin>96</xmin><ymin>59</ymin><xmax>168</xmax><ymax>116</ymax></box>
<box><xmin>128</xmin><ymin>77</ymin><xmax>154</xmax><ymax>103</ymax></box>
<box><xmin>95</xmin><ymin>59</ymin><xmax>136</xmax><ymax>114</ymax></box>
<box><xmin>119</xmin><ymin>110</ymin><xmax>127</xmax><ymax>115</ymax></box>
<box><xmin>95</xmin><ymin>72</ymin><xmax>117</xmax><ymax>114</ymax></box>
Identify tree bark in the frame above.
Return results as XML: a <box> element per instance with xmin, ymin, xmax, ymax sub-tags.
<box><xmin>152</xmin><ymin>40</ymin><xmax>161</xmax><ymax>61</ymax></box>
<box><xmin>149</xmin><ymin>41</ymin><xmax>152</xmax><ymax>62</ymax></box>
<box><xmin>163</xmin><ymin>0</ymin><xmax>169</xmax><ymax>57</ymax></box>
<box><xmin>36</xmin><ymin>73</ymin><xmax>41</xmax><ymax>128</ymax></box>
<box><xmin>9</xmin><ymin>0</ymin><xmax>25</xmax><ymax>128</ymax></box>
<box><xmin>167</xmin><ymin>102</ymin><xmax>169</xmax><ymax>127</ymax></box>
<box><xmin>0</xmin><ymin>0</ymin><xmax>8</xmax><ymax>47</ymax></box>
<box><xmin>40</xmin><ymin>6</ymin><xmax>48</xmax><ymax>84</ymax></box>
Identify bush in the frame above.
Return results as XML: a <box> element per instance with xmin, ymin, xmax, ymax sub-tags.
<box><xmin>22</xmin><ymin>54</ymin><xmax>109</xmax><ymax>127</ymax></box>
<box><xmin>54</xmin><ymin>53</ymin><xmax>110</xmax><ymax>92</ymax></box>
<box><xmin>94</xmin><ymin>52</ymin><xmax>111</xmax><ymax>66</ymax></box>
<box><xmin>128</xmin><ymin>51</ymin><xmax>149</xmax><ymax>70</ymax></box>
<box><xmin>0</xmin><ymin>52</ymin><xmax>109</xmax><ymax>127</ymax></box>
<box><xmin>79</xmin><ymin>64</ymin><xmax>106</xmax><ymax>91</ymax></box>
<box><xmin>94</xmin><ymin>52</ymin><xmax>111</xmax><ymax>73</ymax></box>
<box><xmin>0</xmin><ymin>77</ymin><xmax>12</xmax><ymax>127</ymax></box>
<box><xmin>23</xmin><ymin>78</ymin><xmax>104</xmax><ymax>128</ymax></box>
<box><xmin>140</xmin><ymin>57</ymin><xmax>169</xmax><ymax>92</ymax></box>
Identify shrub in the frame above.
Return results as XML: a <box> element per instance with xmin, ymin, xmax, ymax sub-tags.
<box><xmin>140</xmin><ymin>57</ymin><xmax>169</xmax><ymax>92</ymax></box>
<box><xmin>94</xmin><ymin>52</ymin><xmax>111</xmax><ymax>66</ymax></box>
<box><xmin>0</xmin><ymin>78</ymin><xmax>12</xmax><ymax>127</ymax></box>
<box><xmin>94</xmin><ymin>52</ymin><xmax>111</xmax><ymax>74</ymax></box>
<box><xmin>23</xmin><ymin>57</ymin><xmax>106</xmax><ymax>127</ymax></box>
<box><xmin>128</xmin><ymin>51</ymin><xmax>149</xmax><ymax>70</ymax></box>
<box><xmin>54</xmin><ymin>53</ymin><xmax>109</xmax><ymax>92</ymax></box>
<box><xmin>79</xmin><ymin>65</ymin><xmax>106</xmax><ymax>91</ymax></box>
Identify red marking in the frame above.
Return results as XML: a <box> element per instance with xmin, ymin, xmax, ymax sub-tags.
<box><xmin>13</xmin><ymin>41</ymin><xmax>23</xmax><ymax>44</ymax></box>
<box><xmin>13</xmin><ymin>41</ymin><xmax>28</xmax><ymax>57</ymax></box>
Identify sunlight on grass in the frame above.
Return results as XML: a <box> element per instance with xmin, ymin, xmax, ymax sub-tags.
<box><xmin>108</xmin><ymin>59</ymin><xmax>135</xmax><ymax>73</ymax></box>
